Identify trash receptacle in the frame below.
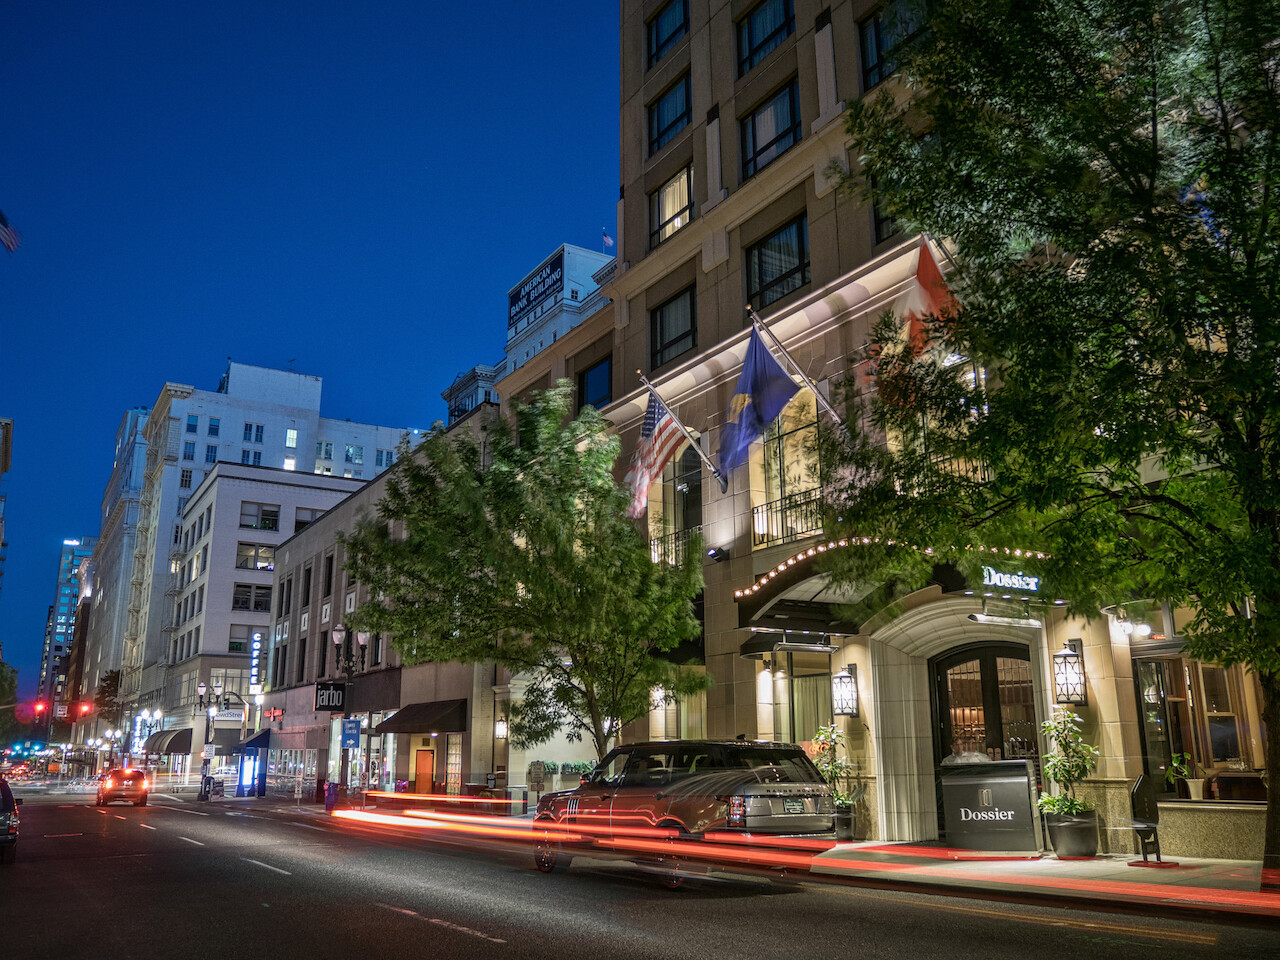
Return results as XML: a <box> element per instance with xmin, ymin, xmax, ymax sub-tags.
<box><xmin>198</xmin><ymin>775</ymin><xmax>215</xmax><ymax>801</ymax></box>
<box><xmin>324</xmin><ymin>781</ymin><xmax>339</xmax><ymax>813</ymax></box>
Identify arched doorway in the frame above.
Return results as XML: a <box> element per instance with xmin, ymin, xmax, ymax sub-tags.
<box><xmin>930</xmin><ymin>642</ymin><xmax>1041</xmax><ymax>837</ymax></box>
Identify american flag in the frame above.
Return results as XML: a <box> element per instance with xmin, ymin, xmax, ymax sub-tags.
<box><xmin>0</xmin><ymin>209</ymin><xmax>19</xmax><ymax>253</ymax></box>
<box><xmin>624</xmin><ymin>393</ymin><xmax>684</xmax><ymax>519</ymax></box>
<box><xmin>603</xmin><ymin>228</ymin><xmax>614</xmax><ymax>248</ymax></box>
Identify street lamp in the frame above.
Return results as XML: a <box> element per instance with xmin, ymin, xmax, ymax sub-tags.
<box><xmin>195</xmin><ymin>681</ymin><xmax>222</xmax><ymax>799</ymax></box>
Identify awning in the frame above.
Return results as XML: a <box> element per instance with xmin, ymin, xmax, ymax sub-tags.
<box><xmin>148</xmin><ymin>727</ymin><xmax>243</xmax><ymax>755</ymax></box>
<box><xmin>374</xmin><ymin>699</ymin><xmax>468</xmax><ymax>734</ymax></box>
<box><xmin>235</xmin><ymin>729</ymin><xmax>270</xmax><ymax>752</ymax></box>
<box><xmin>739</xmin><ymin>634</ymin><xmax>839</xmax><ymax>659</ymax></box>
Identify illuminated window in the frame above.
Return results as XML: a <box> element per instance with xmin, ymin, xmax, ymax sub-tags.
<box><xmin>283</xmin><ymin>455</ymin><xmax>296</xmax><ymax>471</ymax></box>
<box><xmin>650</xmin><ymin>165</ymin><xmax>693</xmax><ymax>248</ymax></box>
<box><xmin>746</xmin><ymin>214</ymin><xmax>809</xmax><ymax>308</ymax></box>
<box><xmin>741</xmin><ymin>81</ymin><xmax>801</xmax><ymax>179</ymax></box>
<box><xmin>285</xmin><ymin>428</ymin><xmax>298</xmax><ymax>449</ymax></box>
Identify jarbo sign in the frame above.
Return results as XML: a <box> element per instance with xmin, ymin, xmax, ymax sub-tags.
<box><xmin>315</xmin><ymin>681</ymin><xmax>347</xmax><ymax>712</ymax></box>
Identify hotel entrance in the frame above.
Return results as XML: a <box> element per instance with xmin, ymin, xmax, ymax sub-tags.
<box><xmin>930</xmin><ymin>642</ymin><xmax>1041</xmax><ymax>836</ymax></box>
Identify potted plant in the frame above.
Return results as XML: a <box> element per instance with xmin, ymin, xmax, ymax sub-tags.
<box><xmin>1037</xmin><ymin>708</ymin><xmax>1101</xmax><ymax>858</ymax></box>
<box><xmin>813</xmin><ymin>724</ymin><xmax>856</xmax><ymax>841</ymax></box>
<box><xmin>1165</xmin><ymin>752</ymin><xmax>1206</xmax><ymax>800</ymax></box>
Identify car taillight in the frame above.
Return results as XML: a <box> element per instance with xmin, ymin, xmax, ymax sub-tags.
<box><xmin>105</xmin><ymin>779</ymin><xmax>114</xmax><ymax>789</ymax></box>
<box><xmin>141</xmin><ymin>780</ymin><xmax>148</xmax><ymax>790</ymax></box>
<box><xmin>727</xmin><ymin>795</ymin><xmax>746</xmax><ymax>827</ymax></box>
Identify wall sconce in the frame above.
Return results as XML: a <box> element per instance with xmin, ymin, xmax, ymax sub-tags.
<box><xmin>494</xmin><ymin>717</ymin><xmax>509</xmax><ymax>740</ymax></box>
<box><xmin>707</xmin><ymin>546</ymin><xmax>729</xmax><ymax>563</ymax></box>
<box><xmin>1052</xmin><ymin>639</ymin><xmax>1087</xmax><ymax>705</ymax></box>
<box><xmin>832</xmin><ymin>663</ymin><xmax>859</xmax><ymax>717</ymax></box>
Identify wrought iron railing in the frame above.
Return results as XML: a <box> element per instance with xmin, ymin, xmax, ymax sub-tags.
<box><xmin>752</xmin><ymin>488</ymin><xmax>824</xmax><ymax>547</ymax></box>
<box><xmin>649</xmin><ymin>525</ymin><xmax>702</xmax><ymax>566</ymax></box>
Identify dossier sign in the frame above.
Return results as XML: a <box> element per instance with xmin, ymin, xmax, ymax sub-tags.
<box><xmin>508</xmin><ymin>250</ymin><xmax>564</xmax><ymax>332</ymax></box>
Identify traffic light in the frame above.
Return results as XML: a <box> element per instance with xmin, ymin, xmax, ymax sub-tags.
<box><xmin>33</xmin><ymin>701</ymin><xmax>47</xmax><ymax>714</ymax></box>
<box><xmin>78</xmin><ymin>702</ymin><xmax>92</xmax><ymax>716</ymax></box>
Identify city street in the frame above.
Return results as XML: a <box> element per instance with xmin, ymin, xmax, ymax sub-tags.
<box><xmin>2</xmin><ymin>794</ymin><xmax>1274</xmax><ymax>960</ymax></box>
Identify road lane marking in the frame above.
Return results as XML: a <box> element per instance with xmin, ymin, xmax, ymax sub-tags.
<box><xmin>43</xmin><ymin>833</ymin><xmax>84</xmax><ymax>838</ymax></box>
<box><xmin>178</xmin><ymin>836</ymin><xmax>205</xmax><ymax>846</ymax></box>
<box><xmin>373</xmin><ymin>903</ymin><xmax>505</xmax><ymax>943</ymax></box>
<box><xmin>290</xmin><ymin>821</ymin><xmax>328</xmax><ymax>831</ymax></box>
<box><xmin>242</xmin><ymin>858</ymin><xmax>292</xmax><ymax>875</ymax></box>
<box><xmin>163</xmin><ymin>807</ymin><xmax>210</xmax><ymax>816</ymax></box>
<box><xmin>114</xmin><ymin>815</ymin><xmax>127</xmax><ymax>820</ymax></box>
<box><xmin>140</xmin><ymin>824</ymin><xmax>156</xmax><ymax>830</ymax></box>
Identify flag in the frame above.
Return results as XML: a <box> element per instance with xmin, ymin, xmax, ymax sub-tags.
<box><xmin>0</xmin><ymin>209</ymin><xmax>19</xmax><ymax>253</ymax></box>
<box><xmin>624</xmin><ymin>393</ymin><xmax>684</xmax><ymax>518</ymax></box>
<box><xmin>891</xmin><ymin>236</ymin><xmax>954</xmax><ymax>357</ymax></box>
<box><xmin>603</xmin><ymin>228</ymin><xmax>614</xmax><ymax>248</ymax></box>
<box><xmin>716</xmin><ymin>326</ymin><xmax>800</xmax><ymax>476</ymax></box>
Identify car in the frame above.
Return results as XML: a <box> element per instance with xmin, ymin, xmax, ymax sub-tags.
<box><xmin>96</xmin><ymin>768</ymin><xmax>149</xmax><ymax>806</ymax></box>
<box><xmin>1</xmin><ymin>777</ymin><xmax>21</xmax><ymax>864</ymax></box>
<box><xmin>533</xmin><ymin>739</ymin><xmax>835</xmax><ymax>887</ymax></box>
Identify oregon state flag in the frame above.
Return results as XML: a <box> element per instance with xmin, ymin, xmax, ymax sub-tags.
<box><xmin>716</xmin><ymin>326</ymin><xmax>799</xmax><ymax>475</ymax></box>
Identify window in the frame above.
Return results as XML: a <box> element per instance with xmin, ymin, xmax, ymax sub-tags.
<box><xmin>243</xmin><ymin>422</ymin><xmax>264</xmax><ymax>443</ymax></box>
<box><xmin>741</xmin><ymin>81</ymin><xmax>801</xmax><ymax>179</ymax></box>
<box><xmin>196</xmin><ymin>585</ymin><xmax>204</xmax><ymax>613</ymax></box>
<box><xmin>323</xmin><ymin>555</ymin><xmax>334</xmax><ymax>597</ymax></box>
<box><xmin>650</xmin><ymin>164</ymin><xmax>693</xmax><ymax>247</ymax></box>
<box><xmin>375</xmin><ymin>448</ymin><xmax>396</xmax><ymax>468</ymax></box>
<box><xmin>232</xmin><ymin>584</ymin><xmax>273</xmax><ymax>612</ymax></box>
<box><xmin>285</xmin><ymin>428</ymin><xmax>298</xmax><ymax>449</ymax></box>
<box><xmin>180</xmin><ymin>469</ymin><xmax>193</xmax><ymax>489</ymax></box>
<box><xmin>578</xmin><ymin>357</ymin><xmax>613</xmax><ymax>410</ymax></box>
<box><xmin>651</xmin><ymin>286</ymin><xmax>696</xmax><ymax>369</ymax></box>
<box><xmin>871</xmin><ymin>174</ymin><xmax>899</xmax><ymax>244</ymax></box>
<box><xmin>282</xmin><ymin>577</ymin><xmax>293</xmax><ymax>616</ymax></box>
<box><xmin>746</xmin><ymin>214</ymin><xmax>810</xmax><ymax>308</ymax></box>
<box><xmin>201</xmin><ymin>545</ymin><xmax>208</xmax><ymax>574</ymax></box>
<box><xmin>252</xmin><ymin>451</ymin><xmax>262</xmax><ymax>466</ymax></box>
<box><xmin>301</xmin><ymin>567</ymin><xmax>313</xmax><ymax>608</ymax></box>
<box><xmin>244</xmin><ymin>422</ymin><xmax>253</xmax><ymax>442</ymax></box>
<box><xmin>205</xmin><ymin>444</ymin><xmax>218</xmax><ymax>464</ymax></box>
<box><xmin>239</xmin><ymin>501</ymin><xmax>280</xmax><ymax>531</ymax></box>
<box><xmin>317</xmin><ymin>441</ymin><xmax>334</xmax><ymax>461</ymax></box>
<box><xmin>208</xmin><ymin>417</ymin><xmax>220</xmax><ymax>437</ymax></box>
<box><xmin>283</xmin><ymin>455</ymin><xmax>296</xmax><ymax>471</ymax></box>
<box><xmin>738</xmin><ymin>0</ymin><xmax>794</xmax><ymax>76</ymax></box>
<box><xmin>241</xmin><ymin>450</ymin><xmax>251</xmax><ymax>464</ymax></box>
<box><xmin>297</xmin><ymin>635</ymin><xmax>308</xmax><ymax>683</ymax></box>
<box><xmin>183</xmin><ymin>441</ymin><xmax>195</xmax><ymax>461</ymax></box>
<box><xmin>236</xmin><ymin>543</ymin><xmax>276</xmax><ymax>571</ymax></box>
<box><xmin>345</xmin><ymin>444</ymin><xmax>364</xmax><ymax>464</ymax></box>
<box><xmin>860</xmin><ymin>2</ymin><xmax>923</xmax><ymax>91</ymax></box>
<box><xmin>295</xmin><ymin>507</ymin><xmax>323</xmax><ymax>533</ymax></box>
<box><xmin>649</xmin><ymin>75</ymin><xmax>691</xmax><ymax>155</ymax></box>
<box><xmin>186</xmin><ymin>415</ymin><xmax>199</xmax><ymax>434</ymax></box>
<box><xmin>647</xmin><ymin>0</ymin><xmax>688</xmax><ymax>68</ymax></box>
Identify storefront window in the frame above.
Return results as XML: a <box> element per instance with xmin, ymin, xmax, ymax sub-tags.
<box><xmin>770</xmin><ymin>652</ymin><xmax>833</xmax><ymax>744</ymax></box>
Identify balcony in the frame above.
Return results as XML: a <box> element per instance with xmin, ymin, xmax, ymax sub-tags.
<box><xmin>752</xmin><ymin>488</ymin><xmax>824</xmax><ymax>547</ymax></box>
<box><xmin>649</xmin><ymin>525</ymin><xmax>702</xmax><ymax>566</ymax></box>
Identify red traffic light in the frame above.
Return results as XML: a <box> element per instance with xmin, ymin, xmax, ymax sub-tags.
<box><xmin>34</xmin><ymin>701</ymin><xmax>47</xmax><ymax>713</ymax></box>
<box><xmin>79</xmin><ymin>702</ymin><xmax>92</xmax><ymax>715</ymax></box>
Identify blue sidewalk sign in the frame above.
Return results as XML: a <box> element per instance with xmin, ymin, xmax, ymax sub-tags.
<box><xmin>341</xmin><ymin>719</ymin><xmax>361</xmax><ymax>749</ymax></box>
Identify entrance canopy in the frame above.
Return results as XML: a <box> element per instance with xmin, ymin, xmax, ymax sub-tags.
<box><xmin>235</xmin><ymin>729</ymin><xmax>271</xmax><ymax>752</ymax></box>
<box><xmin>374</xmin><ymin>699</ymin><xmax>467</xmax><ymax>734</ymax></box>
<box><xmin>142</xmin><ymin>727</ymin><xmax>242</xmax><ymax>755</ymax></box>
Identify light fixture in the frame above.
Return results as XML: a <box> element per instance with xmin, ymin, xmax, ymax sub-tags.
<box><xmin>495</xmin><ymin>717</ymin><xmax>509</xmax><ymax>740</ymax></box>
<box><xmin>832</xmin><ymin>664</ymin><xmax>859</xmax><ymax>717</ymax></box>
<box><xmin>707</xmin><ymin>547</ymin><xmax>729</xmax><ymax>563</ymax></box>
<box><xmin>1052</xmin><ymin>639</ymin><xmax>1088</xmax><ymax>705</ymax></box>
<box><xmin>968</xmin><ymin>612</ymin><xmax>1043</xmax><ymax>628</ymax></box>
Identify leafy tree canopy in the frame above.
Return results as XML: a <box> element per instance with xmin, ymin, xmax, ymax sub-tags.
<box><xmin>342</xmin><ymin>382</ymin><xmax>706</xmax><ymax>759</ymax></box>
<box><xmin>823</xmin><ymin>0</ymin><xmax>1280</xmax><ymax>865</ymax></box>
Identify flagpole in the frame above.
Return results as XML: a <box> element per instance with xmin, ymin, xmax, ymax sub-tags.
<box><xmin>636</xmin><ymin>372</ymin><xmax>730</xmax><ymax>493</ymax></box>
<box><xmin>747</xmin><ymin>308</ymin><xmax>847</xmax><ymax>434</ymax></box>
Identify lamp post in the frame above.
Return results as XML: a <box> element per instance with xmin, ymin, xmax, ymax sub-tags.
<box><xmin>196</xmin><ymin>681</ymin><xmax>221</xmax><ymax>800</ymax></box>
<box><xmin>104</xmin><ymin>729</ymin><xmax>122</xmax><ymax>769</ymax></box>
<box><xmin>330</xmin><ymin>625</ymin><xmax>370</xmax><ymax>798</ymax></box>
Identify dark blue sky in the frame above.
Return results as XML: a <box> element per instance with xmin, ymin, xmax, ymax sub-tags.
<box><xmin>0</xmin><ymin>1</ymin><xmax>620</xmax><ymax>699</ymax></box>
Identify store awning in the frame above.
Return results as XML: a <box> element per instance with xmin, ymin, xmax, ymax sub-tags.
<box><xmin>235</xmin><ymin>729</ymin><xmax>270</xmax><ymax>752</ymax></box>
<box><xmin>148</xmin><ymin>727</ymin><xmax>243</xmax><ymax>755</ymax></box>
<box><xmin>374</xmin><ymin>699</ymin><xmax>467</xmax><ymax>734</ymax></box>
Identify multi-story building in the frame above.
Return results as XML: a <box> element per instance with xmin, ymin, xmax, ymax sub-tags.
<box><xmin>588</xmin><ymin>0</ymin><xmax>1267</xmax><ymax>857</ymax></box>
<box><xmin>76</xmin><ymin>363</ymin><xmax>414</xmax><ymax>762</ymax></box>
<box><xmin>129</xmin><ymin>463</ymin><xmax>366</xmax><ymax>781</ymax></box>
<box><xmin>36</xmin><ymin>537</ymin><xmax>97</xmax><ymax>705</ymax></box>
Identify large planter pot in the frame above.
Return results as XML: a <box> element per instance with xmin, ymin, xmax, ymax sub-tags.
<box><xmin>835</xmin><ymin>804</ymin><xmax>855</xmax><ymax>842</ymax></box>
<box><xmin>1045</xmin><ymin>810</ymin><xmax>1099</xmax><ymax>858</ymax></box>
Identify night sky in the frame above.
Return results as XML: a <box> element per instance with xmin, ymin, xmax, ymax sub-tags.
<box><xmin>0</xmin><ymin>1</ymin><xmax>620</xmax><ymax>699</ymax></box>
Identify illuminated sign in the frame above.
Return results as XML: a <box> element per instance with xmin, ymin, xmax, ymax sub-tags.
<box><xmin>248</xmin><ymin>632</ymin><xmax>264</xmax><ymax>689</ymax></box>
<box><xmin>315</xmin><ymin>682</ymin><xmax>346</xmax><ymax>711</ymax></box>
<box><xmin>507</xmin><ymin>250</ymin><xmax>564</xmax><ymax>333</ymax></box>
<box><xmin>981</xmin><ymin>566</ymin><xmax>1040</xmax><ymax>592</ymax></box>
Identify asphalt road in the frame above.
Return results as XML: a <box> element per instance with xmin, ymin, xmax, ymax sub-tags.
<box><xmin>1</xmin><ymin>794</ymin><xmax>1274</xmax><ymax>960</ymax></box>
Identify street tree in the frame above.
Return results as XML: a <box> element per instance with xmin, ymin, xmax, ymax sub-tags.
<box><xmin>94</xmin><ymin>670</ymin><xmax>123</xmax><ymax>727</ymax></box>
<box><xmin>341</xmin><ymin>382</ymin><xmax>706</xmax><ymax>760</ymax></box>
<box><xmin>822</xmin><ymin>0</ymin><xmax>1280</xmax><ymax>871</ymax></box>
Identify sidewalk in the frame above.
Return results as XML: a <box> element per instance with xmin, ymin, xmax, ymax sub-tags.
<box><xmin>811</xmin><ymin>840</ymin><xmax>1280</xmax><ymax>923</ymax></box>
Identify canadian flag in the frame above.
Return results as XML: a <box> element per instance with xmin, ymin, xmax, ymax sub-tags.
<box><xmin>892</xmin><ymin>236</ymin><xmax>955</xmax><ymax>357</ymax></box>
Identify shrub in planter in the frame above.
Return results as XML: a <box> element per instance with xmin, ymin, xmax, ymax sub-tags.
<box><xmin>813</xmin><ymin>724</ymin><xmax>856</xmax><ymax>841</ymax></box>
<box><xmin>1037</xmin><ymin>708</ymin><xmax>1101</xmax><ymax>858</ymax></box>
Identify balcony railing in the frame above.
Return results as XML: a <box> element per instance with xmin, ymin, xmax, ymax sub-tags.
<box><xmin>752</xmin><ymin>488</ymin><xmax>824</xmax><ymax>547</ymax></box>
<box><xmin>649</xmin><ymin>525</ymin><xmax>702</xmax><ymax>566</ymax></box>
